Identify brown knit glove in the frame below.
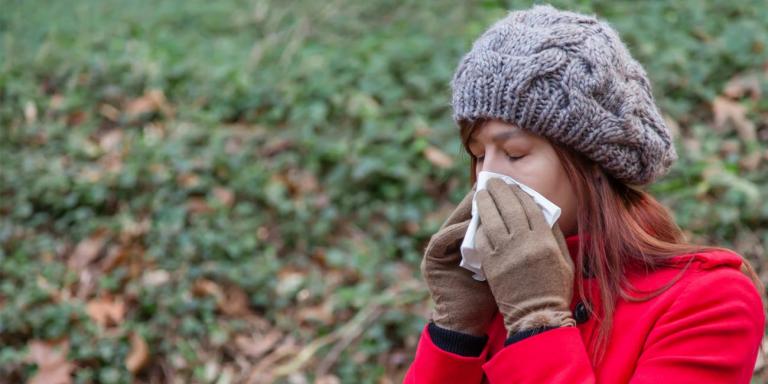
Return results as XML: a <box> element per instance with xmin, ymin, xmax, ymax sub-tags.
<box><xmin>421</xmin><ymin>185</ymin><xmax>498</xmax><ymax>337</ymax></box>
<box><xmin>475</xmin><ymin>178</ymin><xmax>576</xmax><ymax>337</ymax></box>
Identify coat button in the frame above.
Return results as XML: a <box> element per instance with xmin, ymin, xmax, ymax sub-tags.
<box><xmin>573</xmin><ymin>301</ymin><xmax>590</xmax><ymax>324</ymax></box>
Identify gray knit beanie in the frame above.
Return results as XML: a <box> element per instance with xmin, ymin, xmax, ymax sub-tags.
<box><xmin>450</xmin><ymin>4</ymin><xmax>677</xmax><ymax>186</ymax></box>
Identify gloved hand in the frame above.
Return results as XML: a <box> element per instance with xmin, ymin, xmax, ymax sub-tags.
<box><xmin>421</xmin><ymin>184</ymin><xmax>498</xmax><ymax>337</ymax></box>
<box><xmin>475</xmin><ymin>178</ymin><xmax>576</xmax><ymax>336</ymax></box>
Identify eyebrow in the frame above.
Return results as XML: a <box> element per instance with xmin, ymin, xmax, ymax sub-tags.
<box><xmin>468</xmin><ymin>129</ymin><xmax>525</xmax><ymax>144</ymax></box>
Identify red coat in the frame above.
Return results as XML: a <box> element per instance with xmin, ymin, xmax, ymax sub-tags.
<box><xmin>403</xmin><ymin>233</ymin><xmax>765</xmax><ymax>383</ymax></box>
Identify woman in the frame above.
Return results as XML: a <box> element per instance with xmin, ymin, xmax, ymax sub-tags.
<box><xmin>404</xmin><ymin>4</ymin><xmax>765</xmax><ymax>383</ymax></box>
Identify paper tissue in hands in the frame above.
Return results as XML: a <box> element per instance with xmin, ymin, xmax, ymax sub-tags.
<box><xmin>460</xmin><ymin>171</ymin><xmax>562</xmax><ymax>281</ymax></box>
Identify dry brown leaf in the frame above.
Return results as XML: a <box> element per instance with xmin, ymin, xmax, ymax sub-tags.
<box><xmin>98</xmin><ymin>103</ymin><xmax>120</xmax><ymax>122</ymax></box>
<box><xmin>27</xmin><ymin>339</ymin><xmax>73</xmax><ymax>384</ymax></box>
<box><xmin>98</xmin><ymin>129</ymin><xmax>123</xmax><ymax>152</ymax></box>
<box><xmin>141</xmin><ymin>269</ymin><xmax>170</xmax><ymax>287</ymax></box>
<box><xmin>68</xmin><ymin>230</ymin><xmax>109</xmax><ymax>271</ymax></box>
<box><xmin>297</xmin><ymin>302</ymin><xmax>334</xmax><ymax>325</ymax></box>
<box><xmin>72</xmin><ymin>269</ymin><xmax>98</xmax><ymax>301</ymax></box>
<box><xmin>86</xmin><ymin>296</ymin><xmax>126</xmax><ymax>328</ymax></box>
<box><xmin>98</xmin><ymin>244</ymin><xmax>130</xmax><ymax>274</ymax></box>
<box><xmin>256</xmin><ymin>226</ymin><xmax>270</xmax><ymax>241</ymax></box>
<box><xmin>413</xmin><ymin>119</ymin><xmax>433</xmax><ymax>138</ymax></box>
<box><xmin>192</xmin><ymin>279</ymin><xmax>224</xmax><ymax>299</ymax></box>
<box><xmin>125</xmin><ymin>94</ymin><xmax>153</xmax><ymax>115</ymax></box>
<box><xmin>187</xmin><ymin>197</ymin><xmax>213</xmax><ymax>214</ymax></box>
<box><xmin>423</xmin><ymin>146</ymin><xmax>454</xmax><ymax>169</ymax></box>
<box><xmin>712</xmin><ymin>96</ymin><xmax>757</xmax><ymax>141</ymax></box>
<box><xmin>213</xmin><ymin>186</ymin><xmax>235</xmax><ymax>207</ymax></box>
<box><xmin>192</xmin><ymin>279</ymin><xmax>253</xmax><ymax>316</ymax></box>
<box><xmin>286</xmin><ymin>169</ymin><xmax>319</xmax><ymax>195</ymax></box>
<box><xmin>100</xmin><ymin>152</ymin><xmax>123</xmax><ymax>175</ymax></box>
<box><xmin>724</xmin><ymin>72</ymin><xmax>763</xmax><ymax>100</ymax></box>
<box><xmin>219</xmin><ymin>284</ymin><xmax>252</xmax><ymax>316</ymax></box>
<box><xmin>121</xmin><ymin>217</ymin><xmax>150</xmax><ymax>242</ymax></box>
<box><xmin>50</xmin><ymin>94</ymin><xmax>64</xmax><ymax>110</ymax></box>
<box><xmin>125</xmin><ymin>332</ymin><xmax>150</xmax><ymax>374</ymax></box>
<box><xmin>66</xmin><ymin>110</ymin><xmax>86</xmax><ymax>126</ymax></box>
<box><xmin>125</xmin><ymin>89</ymin><xmax>173</xmax><ymax>118</ymax></box>
<box><xmin>402</xmin><ymin>220</ymin><xmax>419</xmax><ymax>236</ymax></box>
<box><xmin>176</xmin><ymin>172</ymin><xmax>201</xmax><ymax>188</ymax></box>
<box><xmin>247</xmin><ymin>336</ymin><xmax>299</xmax><ymax>383</ymax></box>
<box><xmin>235</xmin><ymin>329</ymin><xmax>282</xmax><ymax>359</ymax></box>
<box><xmin>275</xmin><ymin>269</ymin><xmax>306</xmax><ymax>297</ymax></box>
<box><xmin>682</xmin><ymin>136</ymin><xmax>701</xmax><ymax>155</ymax></box>
<box><xmin>126</xmin><ymin>246</ymin><xmax>147</xmax><ymax>281</ymax></box>
<box><xmin>261</xmin><ymin>138</ymin><xmax>294</xmax><ymax>157</ymax></box>
<box><xmin>740</xmin><ymin>151</ymin><xmax>763</xmax><ymax>171</ymax></box>
<box><xmin>719</xmin><ymin>139</ymin><xmax>740</xmax><ymax>156</ymax></box>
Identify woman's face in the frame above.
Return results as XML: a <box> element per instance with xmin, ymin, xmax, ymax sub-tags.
<box><xmin>468</xmin><ymin>119</ymin><xmax>578</xmax><ymax>237</ymax></box>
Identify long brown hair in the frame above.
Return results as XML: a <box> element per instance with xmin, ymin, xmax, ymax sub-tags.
<box><xmin>458</xmin><ymin>118</ymin><xmax>765</xmax><ymax>364</ymax></box>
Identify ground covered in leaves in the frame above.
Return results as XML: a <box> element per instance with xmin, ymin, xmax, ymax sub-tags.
<box><xmin>2</xmin><ymin>0</ymin><xmax>768</xmax><ymax>383</ymax></box>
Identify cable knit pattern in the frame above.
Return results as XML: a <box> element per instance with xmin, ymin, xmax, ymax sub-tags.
<box><xmin>450</xmin><ymin>4</ymin><xmax>677</xmax><ymax>186</ymax></box>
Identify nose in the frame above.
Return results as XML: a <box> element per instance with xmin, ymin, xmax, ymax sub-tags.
<box><xmin>480</xmin><ymin>148</ymin><xmax>504</xmax><ymax>174</ymax></box>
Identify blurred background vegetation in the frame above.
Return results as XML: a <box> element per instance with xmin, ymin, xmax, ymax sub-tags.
<box><xmin>1</xmin><ymin>0</ymin><xmax>767</xmax><ymax>383</ymax></box>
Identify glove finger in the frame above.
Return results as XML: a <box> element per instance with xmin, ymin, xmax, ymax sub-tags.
<box><xmin>475</xmin><ymin>223</ymin><xmax>497</xmax><ymax>254</ymax></box>
<box><xmin>425</xmin><ymin>220</ymin><xmax>470</xmax><ymax>264</ymax></box>
<box><xmin>508</xmin><ymin>183</ymin><xmax>550</xmax><ymax>233</ymax></box>
<box><xmin>476</xmin><ymin>189</ymin><xmax>509</xmax><ymax>238</ymax></box>
<box><xmin>486</xmin><ymin>178</ymin><xmax>528</xmax><ymax>235</ymax></box>
<box><xmin>440</xmin><ymin>220</ymin><xmax>471</xmax><ymax>255</ymax></box>
<box><xmin>440</xmin><ymin>183</ymin><xmax>478</xmax><ymax>230</ymax></box>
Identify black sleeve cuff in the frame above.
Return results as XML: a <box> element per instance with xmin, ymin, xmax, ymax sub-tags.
<box><xmin>504</xmin><ymin>326</ymin><xmax>560</xmax><ymax>346</ymax></box>
<box><xmin>427</xmin><ymin>321</ymin><xmax>488</xmax><ymax>357</ymax></box>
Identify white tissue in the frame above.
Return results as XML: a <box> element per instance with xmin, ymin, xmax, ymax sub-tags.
<box><xmin>459</xmin><ymin>171</ymin><xmax>562</xmax><ymax>281</ymax></box>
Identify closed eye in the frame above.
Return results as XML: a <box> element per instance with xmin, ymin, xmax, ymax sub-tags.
<box><xmin>476</xmin><ymin>154</ymin><xmax>524</xmax><ymax>162</ymax></box>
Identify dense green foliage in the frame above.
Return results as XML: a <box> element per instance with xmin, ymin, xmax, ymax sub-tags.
<box><xmin>1</xmin><ymin>0</ymin><xmax>767</xmax><ymax>382</ymax></box>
